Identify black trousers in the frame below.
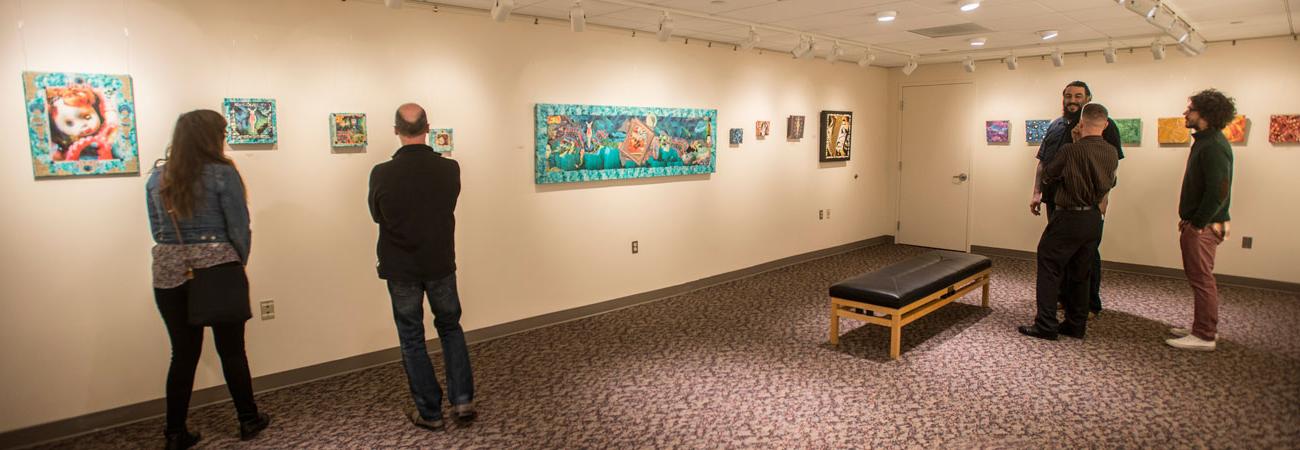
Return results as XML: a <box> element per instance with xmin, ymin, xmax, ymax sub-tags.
<box><xmin>1035</xmin><ymin>209</ymin><xmax>1103</xmax><ymax>333</ymax></box>
<box><xmin>1046</xmin><ymin>203</ymin><xmax>1105</xmax><ymax>312</ymax></box>
<box><xmin>155</xmin><ymin>279</ymin><xmax>259</xmax><ymax>434</ymax></box>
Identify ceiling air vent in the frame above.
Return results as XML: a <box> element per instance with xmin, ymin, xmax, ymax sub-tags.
<box><xmin>908</xmin><ymin>23</ymin><xmax>992</xmax><ymax>38</ymax></box>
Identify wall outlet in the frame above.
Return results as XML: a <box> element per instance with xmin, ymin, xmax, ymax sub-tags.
<box><xmin>259</xmin><ymin>300</ymin><xmax>275</xmax><ymax>320</ymax></box>
<box><xmin>632</xmin><ymin>240</ymin><xmax>639</xmax><ymax>254</ymax></box>
<box><xmin>1242</xmin><ymin>236</ymin><xmax>1252</xmax><ymax>249</ymax></box>
<box><xmin>826</xmin><ymin>208</ymin><xmax>831</xmax><ymax>219</ymax></box>
<box><xmin>819</xmin><ymin>210</ymin><xmax>824</xmax><ymax>220</ymax></box>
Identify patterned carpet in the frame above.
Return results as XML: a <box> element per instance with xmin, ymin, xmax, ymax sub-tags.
<box><xmin>35</xmin><ymin>245</ymin><xmax>1300</xmax><ymax>449</ymax></box>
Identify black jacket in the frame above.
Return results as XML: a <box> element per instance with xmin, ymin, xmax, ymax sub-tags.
<box><xmin>368</xmin><ymin>144</ymin><xmax>460</xmax><ymax>281</ymax></box>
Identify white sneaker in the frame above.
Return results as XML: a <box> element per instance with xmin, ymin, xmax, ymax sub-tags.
<box><xmin>1166</xmin><ymin>334</ymin><xmax>1216</xmax><ymax>351</ymax></box>
<box><xmin>1169</xmin><ymin>327</ymin><xmax>1191</xmax><ymax>337</ymax></box>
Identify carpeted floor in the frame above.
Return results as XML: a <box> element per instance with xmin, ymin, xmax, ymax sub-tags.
<box><xmin>36</xmin><ymin>244</ymin><xmax>1300</xmax><ymax>449</ymax></box>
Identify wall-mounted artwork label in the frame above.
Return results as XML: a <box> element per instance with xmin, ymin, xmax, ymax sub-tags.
<box><xmin>330</xmin><ymin>113</ymin><xmax>366</xmax><ymax>147</ymax></box>
<box><xmin>430</xmin><ymin>128</ymin><xmax>454</xmax><ymax>153</ymax></box>
<box><xmin>1269</xmin><ymin>115</ymin><xmax>1300</xmax><ymax>144</ymax></box>
<box><xmin>787</xmin><ymin>115</ymin><xmax>805</xmax><ymax>140</ymax></box>
<box><xmin>1025</xmin><ymin>119</ymin><xmax>1051</xmax><ymax>144</ymax></box>
<box><xmin>985</xmin><ymin>120</ymin><xmax>1010</xmax><ymax>144</ymax></box>
<box><xmin>729</xmin><ymin>128</ymin><xmax>743</xmax><ymax>145</ymax></box>
<box><xmin>756</xmin><ymin>120</ymin><xmax>770</xmax><ymax>138</ymax></box>
<box><xmin>1115</xmin><ymin>118</ymin><xmax>1141</xmax><ymax>145</ymax></box>
<box><xmin>820</xmin><ymin>111</ymin><xmax>853</xmax><ymax>161</ymax></box>
<box><xmin>535</xmin><ymin>103</ymin><xmax>717</xmax><ymax>184</ymax></box>
<box><xmin>22</xmin><ymin>71</ymin><xmax>139</xmax><ymax>178</ymax></box>
<box><xmin>1222</xmin><ymin>115</ymin><xmax>1247</xmax><ymax>144</ymax></box>
<box><xmin>1157</xmin><ymin>117</ymin><xmax>1190</xmax><ymax>145</ymax></box>
<box><xmin>224</xmin><ymin>98</ymin><xmax>277</xmax><ymax>144</ymax></box>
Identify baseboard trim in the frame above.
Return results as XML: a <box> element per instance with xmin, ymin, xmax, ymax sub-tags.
<box><xmin>1</xmin><ymin>235</ymin><xmax>894</xmax><ymax>449</ymax></box>
<box><xmin>970</xmin><ymin>245</ymin><xmax>1299</xmax><ymax>294</ymax></box>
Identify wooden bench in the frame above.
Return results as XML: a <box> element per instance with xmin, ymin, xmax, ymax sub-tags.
<box><xmin>829</xmin><ymin>251</ymin><xmax>992</xmax><ymax>359</ymax></box>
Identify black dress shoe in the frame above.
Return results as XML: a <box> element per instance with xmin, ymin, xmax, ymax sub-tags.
<box><xmin>1058</xmin><ymin>324</ymin><xmax>1086</xmax><ymax>339</ymax></box>
<box><xmin>239</xmin><ymin>413</ymin><xmax>271</xmax><ymax>441</ymax></box>
<box><xmin>1017</xmin><ymin>325</ymin><xmax>1058</xmax><ymax>340</ymax></box>
<box><xmin>164</xmin><ymin>430</ymin><xmax>200</xmax><ymax>450</ymax></box>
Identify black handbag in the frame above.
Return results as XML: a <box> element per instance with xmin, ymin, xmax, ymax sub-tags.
<box><xmin>166</xmin><ymin>209</ymin><xmax>252</xmax><ymax>326</ymax></box>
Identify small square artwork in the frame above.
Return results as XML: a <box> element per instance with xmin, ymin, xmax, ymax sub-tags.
<box><xmin>756</xmin><ymin>121</ymin><xmax>770</xmax><ymax>138</ymax></box>
<box><xmin>223</xmin><ymin>98</ymin><xmax>277</xmax><ymax>144</ymax></box>
<box><xmin>729</xmin><ymin>128</ymin><xmax>743</xmax><ymax>145</ymax></box>
<box><xmin>787</xmin><ymin>115</ymin><xmax>805</xmax><ymax>140</ymax></box>
<box><xmin>1269</xmin><ymin>115</ymin><xmax>1300</xmax><ymax>144</ymax></box>
<box><xmin>430</xmin><ymin>128</ymin><xmax>454</xmax><ymax>153</ymax></box>
<box><xmin>1158</xmin><ymin>117</ymin><xmax>1190</xmax><ymax>144</ymax></box>
<box><xmin>819</xmin><ymin>111</ymin><xmax>853</xmax><ymax>162</ymax></box>
<box><xmin>330</xmin><ymin>113</ymin><xmax>366</xmax><ymax>147</ymax></box>
<box><xmin>1222</xmin><ymin>115</ymin><xmax>1247</xmax><ymax>144</ymax></box>
<box><xmin>22</xmin><ymin>71</ymin><xmax>140</xmax><ymax>178</ymax></box>
<box><xmin>1025</xmin><ymin>120</ymin><xmax>1051</xmax><ymax>144</ymax></box>
<box><xmin>985</xmin><ymin>120</ymin><xmax>1010</xmax><ymax>144</ymax></box>
<box><xmin>1115</xmin><ymin>118</ymin><xmax>1141</xmax><ymax>145</ymax></box>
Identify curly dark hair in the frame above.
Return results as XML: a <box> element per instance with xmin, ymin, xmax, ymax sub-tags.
<box><xmin>1188</xmin><ymin>89</ymin><xmax>1237</xmax><ymax>131</ymax></box>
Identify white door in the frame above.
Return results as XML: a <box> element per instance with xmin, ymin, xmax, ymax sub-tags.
<box><xmin>898</xmin><ymin>83</ymin><xmax>974</xmax><ymax>251</ymax></box>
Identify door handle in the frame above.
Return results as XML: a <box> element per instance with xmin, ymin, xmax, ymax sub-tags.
<box><xmin>953</xmin><ymin>173</ymin><xmax>968</xmax><ymax>183</ymax></box>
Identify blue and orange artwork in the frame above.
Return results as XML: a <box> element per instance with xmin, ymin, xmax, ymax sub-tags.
<box><xmin>535</xmin><ymin>103</ymin><xmax>717</xmax><ymax>184</ymax></box>
<box><xmin>430</xmin><ymin>128</ymin><xmax>454</xmax><ymax>153</ymax></box>
<box><xmin>1025</xmin><ymin>119</ymin><xmax>1050</xmax><ymax>144</ymax></box>
<box><xmin>986</xmin><ymin>120</ymin><xmax>1010</xmax><ymax>144</ymax></box>
<box><xmin>224</xmin><ymin>98</ymin><xmax>277</xmax><ymax>144</ymax></box>
<box><xmin>729</xmin><ymin>128</ymin><xmax>743</xmax><ymax>145</ymax></box>
<box><xmin>22</xmin><ymin>71</ymin><xmax>139</xmax><ymax>178</ymax></box>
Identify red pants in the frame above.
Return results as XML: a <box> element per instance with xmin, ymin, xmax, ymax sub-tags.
<box><xmin>1179</xmin><ymin>223</ymin><xmax>1224</xmax><ymax>340</ymax></box>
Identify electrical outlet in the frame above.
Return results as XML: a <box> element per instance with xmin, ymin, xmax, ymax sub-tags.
<box><xmin>632</xmin><ymin>240</ymin><xmax>639</xmax><ymax>254</ymax></box>
<box><xmin>259</xmin><ymin>300</ymin><xmax>275</xmax><ymax>320</ymax></box>
<box><xmin>1242</xmin><ymin>236</ymin><xmax>1252</xmax><ymax>249</ymax></box>
<box><xmin>819</xmin><ymin>209</ymin><xmax>824</xmax><ymax>220</ymax></box>
<box><xmin>826</xmin><ymin>208</ymin><xmax>831</xmax><ymax>219</ymax></box>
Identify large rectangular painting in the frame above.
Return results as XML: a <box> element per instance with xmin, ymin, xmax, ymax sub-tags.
<box><xmin>430</xmin><ymin>128</ymin><xmax>454</xmax><ymax>153</ymax></box>
<box><xmin>1222</xmin><ymin>115</ymin><xmax>1247</xmax><ymax>144</ymax></box>
<box><xmin>986</xmin><ymin>120</ymin><xmax>1010</xmax><ymax>144</ymax></box>
<box><xmin>819</xmin><ymin>111</ymin><xmax>852</xmax><ymax>161</ymax></box>
<box><xmin>1025</xmin><ymin>119</ymin><xmax>1050</xmax><ymax>144</ymax></box>
<box><xmin>224</xmin><ymin>98</ymin><xmax>277</xmax><ymax>144</ymax></box>
<box><xmin>1157</xmin><ymin>117</ymin><xmax>1190</xmax><ymax>145</ymax></box>
<box><xmin>535</xmin><ymin>103</ymin><xmax>717</xmax><ymax>184</ymax></box>
<box><xmin>787</xmin><ymin>115</ymin><xmax>805</xmax><ymax>140</ymax></box>
<box><xmin>1114</xmin><ymin>118</ymin><xmax>1141</xmax><ymax>145</ymax></box>
<box><xmin>22</xmin><ymin>71</ymin><xmax>139</xmax><ymax>178</ymax></box>
<box><xmin>330</xmin><ymin>113</ymin><xmax>366</xmax><ymax>147</ymax></box>
<box><xmin>1269</xmin><ymin>115</ymin><xmax>1300</xmax><ymax>144</ymax></box>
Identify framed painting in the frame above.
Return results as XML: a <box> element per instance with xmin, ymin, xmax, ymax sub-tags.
<box><xmin>1222</xmin><ymin>115</ymin><xmax>1247</xmax><ymax>143</ymax></box>
<box><xmin>22</xmin><ymin>71</ymin><xmax>139</xmax><ymax>178</ymax></box>
<box><xmin>1158</xmin><ymin>117</ymin><xmax>1190</xmax><ymax>145</ymax></box>
<box><xmin>329</xmin><ymin>113</ymin><xmax>366</xmax><ymax>147</ymax></box>
<box><xmin>729</xmin><ymin>128</ymin><xmax>743</xmax><ymax>145</ymax></box>
<box><xmin>224</xmin><ymin>98</ymin><xmax>277</xmax><ymax>144</ymax></box>
<box><xmin>986</xmin><ymin>120</ymin><xmax>1010</xmax><ymax>144</ymax></box>
<box><xmin>819</xmin><ymin>111</ymin><xmax>853</xmax><ymax>161</ymax></box>
<box><xmin>430</xmin><ymin>128</ymin><xmax>454</xmax><ymax>153</ymax></box>
<box><xmin>1114</xmin><ymin>118</ymin><xmax>1141</xmax><ymax>145</ymax></box>
<box><xmin>787</xmin><ymin>115</ymin><xmax>805</xmax><ymax>140</ymax></box>
<box><xmin>756</xmin><ymin>120</ymin><xmax>770</xmax><ymax>138</ymax></box>
<box><xmin>1025</xmin><ymin>119</ymin><xmax>1051</xmax><ymax>144</ymax></box>
<box><xmin>534</xmin><ymin>103</ymin><xmax>717</xmax><ymax>184</ymax></box>
<box><xmin>1269</xmin><ymin>115</ymin><xmax>1300</xmax><ymax>144</ymax></box>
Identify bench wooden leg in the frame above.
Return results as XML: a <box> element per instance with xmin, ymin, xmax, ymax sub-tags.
<box><xmin>889</xmin><ymin>315</ymin><xmax>902</xmax><ymax>360</ymax></box>
<box><xmin>829</xmin><ymin>302</ymin><xmax>840</xmax><ymax>345</ymax></box>
<box><xmin>981</xmin><ymin>276</ymin><xmax>990</xmax><ymax>308</ymax></box>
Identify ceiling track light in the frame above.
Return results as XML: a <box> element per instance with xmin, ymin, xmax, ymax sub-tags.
<box><xmin>963</xmin><ymin>57</ymin><xmax>976</xmax><ymax>73</ymax></box>
<box><xmin>1179</xmin><ymin>34</ymin><xmax>1206</xmax><ymax>56</ymax></box>
<box><xmin>791</xmin><ymin>36</ymin><xmax>812</xmax><ymax>58</ymax></box>
<box><xmin>1051</xmin><ymin>48</ymin><xmax>1065</xmax><ymax>67</ymax></box>
<box><xmin>1151</xmin><ymin>41</ymin><xmax>1166</xmax><ymax>60</ymax></box>
<box><xmin>1005</xmin><ymin>54</ymin><xmax>1019</xmax><ymax>70</ymax></box>
<box><xmin>490</xmin><ymin>0</ymin><xmax>514</xmax><ymax>22</ymax></box>
<box><xmin>1103</xmin><ymin>45</ymin><xmax>1118</xmax><ymax>63</ymax></box>
<box><xmin>656</xmin><ymin>12</ymin><xmax>674</xmax><ymax>42</ymax></box>
<box><xmin>959</xmin><ymin>0</ymin><xmax>981</xmax><ymax>12</ymax></box>
<box><xmin>902</xmin><ymin>58</ymin><xmax>918</xmax><ymax>75</ymax></box>
<box><xmin>569</xmin><ymin>1</ymin><xmax>586</xmax><ymax>32</ymax></box>
<box><xmin>827</xmin><ymin>42</ymin><xmax>843</xmax><ymax>63</ymax></box>
<box><xmin>801</xmin><ymin>38</ymin><xmax>817</xmax><ymax>59</ymax></box>
<box><xmin>1038</xmin><ymin>30</ymin><xmax>1058</xmax><ymax>40</ymax></box>
<box><xmin>740</xmin><ymin>26</ymin><xmax>759</xmax><ymax>50</ymax></box>
<box><xmin>858</xmin><ymin>51</ymin><xmax>876</xmax><ymax>67</ymax></box>
<box><xmin>876</xmin><ymin>10</ymin><xmax>897</xmax><ymax>22</ymax></box>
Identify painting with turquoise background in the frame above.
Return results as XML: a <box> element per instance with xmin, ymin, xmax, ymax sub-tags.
<box><xmin>535</xmin><ymin>103</ymin><xmax>717</xmax><ymax>184</ymax></box>
<box><xmin>23</xmin><ymin>71</ymin><xmax>139</xmax><ymax>178</ymax></box>
<box><xmin>224</xmin><ymin>98</ymin><xmax>277</xmax><ymax>144</ymax></box>
<box><xmin>1025</xmin><ymin>119</ymin><xmax>1051</xmax><ymax>144</ymax></box>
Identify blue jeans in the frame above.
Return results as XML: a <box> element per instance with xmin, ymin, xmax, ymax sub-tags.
<box><xmin>387</xmin><ymin>273</ymin><xmax>474</xmax><ymax>420</ymax></box>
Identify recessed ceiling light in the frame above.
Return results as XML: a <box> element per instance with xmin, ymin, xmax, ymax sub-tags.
<box><xmin>1038</xmin><ymin>30</ymin><xmax>1058</xmax><ymax>40</ymax></box>
<box><xmin>969</xmin><ymin>37</ymin><xmax>987</xmax><ymax>47</ymax></box>
<box><xmin>876</xmin><ymin>10</ymin><xmax>897</xmax><ymax>22</ymax></box>
<box><xmin>710</xmin><ymin>0</ymin><xmax>726</xmax><ymax>4</ymax></box>
<box><xmin>959</xmin><ymin>0</ymin><xmax>981</xmax><ymax>12</ymax></box>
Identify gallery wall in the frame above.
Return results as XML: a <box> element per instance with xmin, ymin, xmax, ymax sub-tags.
<box><xmin>885</xmin><ymin>36</ymin><xmax>1300</xmax><ymax>285</ymax></box>
<box><xmin>0</xmin><ymin>0</ymin><xmax>893</xmax><ymax>432</ymax></box>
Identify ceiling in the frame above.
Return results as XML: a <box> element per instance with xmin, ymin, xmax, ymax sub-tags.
<box><xmin>411</xmin><ymin>0</ymin><xmax>1299</xmax><ymax>67</ymax></box>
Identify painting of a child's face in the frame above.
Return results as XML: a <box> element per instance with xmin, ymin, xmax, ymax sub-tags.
<box><xmin>23</xmin><ymin>71</ymin><xmax>139</xmax><ymax>177</ymax></box>
<box><xmin>50</xmin><ymin>95</ymin><xmax>102</xmax><ymax>140</ymax></box>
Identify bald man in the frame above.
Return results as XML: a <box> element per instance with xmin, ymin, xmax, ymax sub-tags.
<box><xmin>368</xmin><ymin>103</ymin><xmax>476</xmax><ymax>431</ymax></box>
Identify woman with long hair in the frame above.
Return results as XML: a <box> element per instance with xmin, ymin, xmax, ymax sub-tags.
<box><xmin>145</xmin><ymin>109</ymin><xmax>270</xmax><ymax>449</ymax></box>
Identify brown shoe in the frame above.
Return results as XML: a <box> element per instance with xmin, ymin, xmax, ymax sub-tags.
<box><xmin>408</xmin><ymin>410</ymin><xmax>445</xmax><ymax>432</ymax></box>
<box><xmin>451</xmin><ymin>403</ymin><xmax>477</xmax><ymax>423</ymax></box>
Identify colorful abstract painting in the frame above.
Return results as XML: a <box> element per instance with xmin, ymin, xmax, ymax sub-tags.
<box><xmin>1115</xmin><ymin>118</ymin><xmax>1142</xmax><ymax>145</ymax></box>
<box><xmin>787</xmin><ymin>115</ymin><xmax>805</xmax><ymax>140</ymax></box>
<box><xmin>819</xmin><ymin>111</ymin><xmax>853</xmax><ymax>162</ymax></box>
<box><xmin>430</xmin><ymin>128</ymin><xmax>454</xmax><ymax>153</ymax></box>
<box><xmin>535</xmin><ymin>103</ymin><xmax>717</xmax><ymax>184</ymax></box>
<box><xmin>1222</xmin><ymin>115</ymin><xmax>1247</xmax><ymax>144</ymax></box>
<box><xmin>1158</xmin><ymin>117</ymin><xmax>1190</xmax><ymax>145</ymax></box>
<box><xmin>1269</xmin><ymin>115</ymin><xmax>1300</xmax><ymax>144</ymax></box>
<box><xmin>1025</xmin><ymin>119</ymin><xmax>1051</xmax><ymax>144</ymax></box>
<box><xmin>22</xmin><ymin>71</ymin><xmax>139</xmax><ymax>178</ymax></box>
<box><xmin>756</xmin><ymin>120</ymin><xmax>770</xmax><ymax>138</ymax></box>
<box><xmin>330</xmin><ymin>113</ymin><xmax>366</xmax><ymax>147</ymax></box>
<box><xmin>986</xmin><ymin>120</ymin><xmax>1010</xmax><ymax>144</ymax></box>
<box><xmin>223</xmin><ymin>98</ymin><xmax>277</xmax><ymax>144</ymax></box>
<box><xmin>729</xmin><ymin>128</ymin><xmax>743</xmax><ymax>145</ymax></box>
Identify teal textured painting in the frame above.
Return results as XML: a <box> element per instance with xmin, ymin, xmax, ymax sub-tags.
<box><xmin>430</xmin><ymin>128</ymin><xmax>454</xmax><ymax>153</ymax></box>
<box><xmin>224</xmin><ymin>98</ymin><xmax>277</xmax><ymax>144</ymax></box>
<box><xmin>1026</xmin><ymin>119</ymin><xmax>1050</xmax><ymax>144</ymax></box>
<box><xmin>22</xmin><ymin>71</ymin><xmax>139</xmax><ymax>178</ymax></box>
<box><xmin>536</xmin><ymin>103</ymin><xmax>717</xmax><ymax>184</ymax></box>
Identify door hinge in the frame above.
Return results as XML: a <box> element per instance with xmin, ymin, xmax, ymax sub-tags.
<box><xmin>899</xmin><ymin>100</ymin><xmax>904</xmax><ymax>111</ymax></box>
<box><xmin>898</xmin><ymin>161</ymin><xmax>903</xmax><ymax>171</ymax></box>
<box><xmin>896</xmin><ymin>221</ymin><xmax>901</xmax><ymax>231</ymax></box>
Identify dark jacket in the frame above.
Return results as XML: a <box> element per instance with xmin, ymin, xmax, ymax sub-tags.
<box><xmin>1179</xmin><ymin>129</ymin><xmax>1233</xmax><ymax>228</ymax></box>
<box><xmin>1043</xmin><ymin>136</ymin><xmax>1119</xmax><ymax>209</ymax></box>
<box><xmin>146</xmin><ymin>163</ymin><xmax>252</xmax><ymax>263</ymax></box>
<box><xmin>368</xmin><ymin>144</ymin><xmax>460</xmax><ymax>281</ymax></box>
<box><xmin>1037</xmin><ymin>116</ymin><xmax>1124</xmax><ymax>207</ymax></box>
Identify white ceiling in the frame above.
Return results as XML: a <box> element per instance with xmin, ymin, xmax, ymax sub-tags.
<box><xmin>414</xmin><ymin>0</ymin><xmax>1299</xmax><ymax>67</ymax></box>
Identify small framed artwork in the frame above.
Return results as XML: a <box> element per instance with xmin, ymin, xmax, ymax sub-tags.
<box><xmin>1157</xmin><ymin>117</ymin><xmax>1190</xmax><ymax>145</ymax></box>
<box><xmin>819</xmin><ymin>110</ymin><xmax>852</xmax><ymax>162</ymax></box>
<box><xmin>223</xmin><ymin>98</ymin><xmax>277</xmax><ymax>144</ymax></box>
<box><xmin>1114</xmin><ymin>118</ymin><xmax>1141</xmax><ymax>145</ymax></box>
<box><xmin>756</xmin><ymin>120</ymin><xmax>770</xmax><ymax>138</ymax></box>
<box><xmin>787</xmin><ymin>115</ymin><xmax>805</xmax><ymax>139</ymax></box>
<box><xmin>1222</xmin><ymin>115</ymin><xmax>1247</xmax><ymax>144</ymax></box>
<box><xmin>729</xmin><ymin>128</ymin><xmax>743</xmax><ymax>145</ymax></box>
<box><xmin>1025</xmin><ymin>119</ymin><xmax>1051</xmax><ymax>144</ymax></box>
<box><xmin>430</xmin><ymin>128</ymin><xmax>454</xmax><ymax>153</ymax></box>
<box><xmin>1269</xmin><ymin>115</ymin><xmax>1300</xmax><ymax>144</ymax></box>
<box><xmin>985</xmin><ymin>120</ymin><xmax>1010</xmax><ymax>144</ymax></box>
<box><xmin>22</xmin><ymin>71</ymin><xmax>140</xmax><ymax>178</ymax></box>
<box><xmin>330</xmin><ymin>113</ymin><xmax>367</xmax><ymax>147</ymax></box>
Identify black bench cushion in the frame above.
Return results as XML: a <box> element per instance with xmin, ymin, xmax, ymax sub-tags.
<box><xmin>829</xmin><ymin>251</ymin><xmax>992</xmax><ymax>309</ymax></box>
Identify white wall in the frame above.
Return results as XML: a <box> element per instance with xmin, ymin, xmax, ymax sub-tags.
<box><xmin>886</xmin><ymin>37</ymin><xmax>1300</xmax><ymax>284</ymax></box>
<box><xmin>0</xmin><ymin>0</ymin><xmax>893</xmax><ymax>432</ymax></box>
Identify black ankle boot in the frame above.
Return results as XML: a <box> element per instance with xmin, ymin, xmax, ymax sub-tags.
<box><xmin>163</xmin><ymin>430</ymin><xmax>200</xmax><ymax>450</ymax></box>
<box><xmin>239</xmin><ymin>413</ymin><xmax>271</xmax><ymax>441</ymax></box>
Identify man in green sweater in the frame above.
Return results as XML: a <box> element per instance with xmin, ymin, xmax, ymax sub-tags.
<box><xmin>1167</xmin><ymin>89</ymin><xmax>1236</xmax><ymax>352</ymax></box>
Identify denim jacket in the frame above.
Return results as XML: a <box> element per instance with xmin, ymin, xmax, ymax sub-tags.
<box><xmin>146</xmin><ymin>163</ymin><xmax>252</xmax><ymax>263</ymax></box>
